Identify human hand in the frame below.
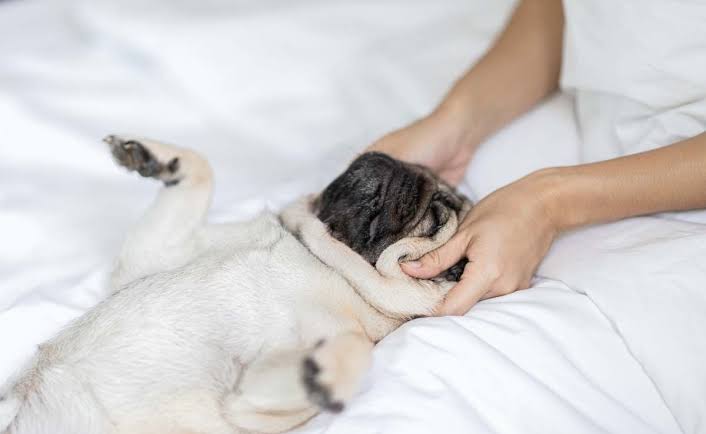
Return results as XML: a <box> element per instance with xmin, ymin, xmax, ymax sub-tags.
<box><xmin>367</xmin><ymin>109</ymin><xmax>476</xmax><ymax>186</ymax></box>
<box><xmin>402</xmin><ymin>170</ymin><xmax>561</xmax><ymax>315</ymax></box>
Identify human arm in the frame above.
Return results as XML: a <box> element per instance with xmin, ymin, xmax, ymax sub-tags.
<box><xmin>405</xmin><ymin>132</ymin><xmax>706</xmax><ymax>315</ymax></box>
<box><xmin>370</xmin><ymin>0</ymin><xmax>565</xmax><ymax>185</ymax></box>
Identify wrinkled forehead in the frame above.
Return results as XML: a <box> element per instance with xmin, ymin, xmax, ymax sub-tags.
<box><xmin>317</xmin><ymin>153</ymin><xmax>433</xmax><ymax>203</ymax></box>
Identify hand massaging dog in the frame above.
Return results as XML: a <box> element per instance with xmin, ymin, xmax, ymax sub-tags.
<box><xmin>0</xmin><ymin>135</ymin><xmax>471</xmax><ymax>434</ymax></box>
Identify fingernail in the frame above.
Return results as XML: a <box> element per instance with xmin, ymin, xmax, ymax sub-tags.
<box><xmin>404</xmin><ymin>260</ymin><xmax>422</xmax><ymax>268</ymax></box>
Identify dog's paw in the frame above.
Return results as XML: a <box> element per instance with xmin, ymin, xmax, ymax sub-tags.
<box><xmin>301</xmin><ymin>336</ymin><xmax>372</xmax><ymax>413</ymax></box>
<box><xmin>302</xmin><ymin>348</ymin><xmax>344</xmax><ymax>413</ymax></box>
<box><xmin>105</xmin><ymin>134</ymin><xmax>181</xmax><ymax>185</ymax></box>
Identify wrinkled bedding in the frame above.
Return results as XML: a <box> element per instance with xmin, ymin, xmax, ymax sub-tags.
<box><xmin>1</xmin><ymin>1</ymin><xmax>704</xmax><ymax>433</ymax></box>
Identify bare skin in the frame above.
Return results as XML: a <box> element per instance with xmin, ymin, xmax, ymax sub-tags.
<box><xmin>369</xmin><ymin>0</ymin><xmax>706</xmax><ymax>315</ymax></box>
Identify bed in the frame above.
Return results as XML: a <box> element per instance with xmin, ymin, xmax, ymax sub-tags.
<box><xmin>1</xmin><ymin>1</ymin><xmax>704</xmax><ymax>433</ymax></box>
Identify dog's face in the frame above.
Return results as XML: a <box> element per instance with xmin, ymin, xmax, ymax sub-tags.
<box><xmin>314</xmin><ymin>152</ymin><xmax>470</xmax><ymax>281</ymax></box>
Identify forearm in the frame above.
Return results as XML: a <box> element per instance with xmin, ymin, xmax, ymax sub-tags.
<box><xmin>538</xmin><ymin>133</ymin><xmax>706</xmax><ymax>230</ymax></box>
<box><xmin>436</xmin><ymin>0</ymin><xmax>564</xmax><ymax>151</ymax></box>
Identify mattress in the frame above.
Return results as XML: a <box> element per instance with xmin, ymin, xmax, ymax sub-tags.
<box><xmin>1</xmin><ymin>1</ymin><xmax>704</xmax><ymax>433</ymax></box>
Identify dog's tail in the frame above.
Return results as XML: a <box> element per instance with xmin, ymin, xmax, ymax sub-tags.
<box><xmin>0</xmin><ymin>386</ymin><xmax>21</xmax><ymax>433</ymax></box>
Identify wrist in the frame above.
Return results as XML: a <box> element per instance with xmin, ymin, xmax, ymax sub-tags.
<box><xmin>432</xmin><ymin>95</ymin><xmax>482</xmax><ymax>154</ymax></box>
<box><xmin>524</xmin><ymin>166</ymin><xmax>581</xmax><ymax>233</ymax></box>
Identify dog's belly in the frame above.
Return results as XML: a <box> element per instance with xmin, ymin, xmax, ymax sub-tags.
<box><xmin>11</xmin><ymin>216</ymin><xmax>377</xmax><ymax>434</ymax></box>
<box><xmin>25</xmin><ymin>225</ymin><xmax>346</xmax><ymax>424</ymax></box>
<box><xmin>33</xmin><ymin>268</ymin><xmax>248</xmax><ymax>423</ymax></box>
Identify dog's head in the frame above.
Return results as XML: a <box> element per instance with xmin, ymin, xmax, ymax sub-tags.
<box><xmin>313</xmin><ymin>152</ymin><xmax>471</xmax><ymax>281</ymax></box>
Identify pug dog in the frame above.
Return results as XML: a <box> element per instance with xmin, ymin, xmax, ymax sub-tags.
<box><xmin>0</xmin><ymin>135</ymin><xmax>470</xmax><ymax>434</ymax></box>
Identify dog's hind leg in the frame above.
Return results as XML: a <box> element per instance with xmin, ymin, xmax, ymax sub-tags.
<box><xmin>223</xmin><ymin>348</ymin><xmax>318</xmax><ymax>433</ymax></box>
<box><xmin>224</xmin><ymin>332</ymin><xmax>373</xmax><ymax>433</ymax></box>
<box><xmin>105</xmin><ymin>134</ymin><xmax>213</xmax><ymax>290</ymax></box>
<box><xmin>300</xmin><ymin>332</ymin><xmax>373</xmax><ymax>413</ymax></box>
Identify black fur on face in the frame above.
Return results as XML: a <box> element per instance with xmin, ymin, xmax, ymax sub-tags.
<box><xmin>314</xmin><ymin>152</ymin><xmax>468</xmax><ymax>277</ymax></box>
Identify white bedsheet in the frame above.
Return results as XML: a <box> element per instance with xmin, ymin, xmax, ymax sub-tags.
<box><xmin>1</xmin><ymin>1</ymin><xmax>703</xmax><ymax>433</ymax></box>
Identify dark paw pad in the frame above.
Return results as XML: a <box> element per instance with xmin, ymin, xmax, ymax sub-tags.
<box><xmin>105</xmin><ymin>135</ymin><xmax>180</xmax><ymax>185</ymax></box>
<box><xmin>302</xmin><ymin>357</ymin><xmax>344</xmax><ymax>413</ymax></box>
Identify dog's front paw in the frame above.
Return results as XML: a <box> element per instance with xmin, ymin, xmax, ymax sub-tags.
<box><xmin>301</xmin><ymin>335</ymin><xmax>372</xmax><ymax>413</ymax></box>
<box><xmin>105</xmin><ymin>135</ymin><xmax>181</xmax><ymax>185</ymax></box>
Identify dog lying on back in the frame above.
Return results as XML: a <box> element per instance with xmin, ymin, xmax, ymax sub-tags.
<box><xmin>0</xmin><ymin>136</ymin><xmax>471</xmax><ymax>434</ymax></box>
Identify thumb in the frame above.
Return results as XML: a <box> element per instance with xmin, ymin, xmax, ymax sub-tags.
<box><xmin>437</xmin><ymin>262</ymin><xmax>495</xmax><ymax>316</ymax></box>
<box><xmin>401</xmin><ymin>233</ymin><xmax>468</xmax><ymax>279</ymax></box>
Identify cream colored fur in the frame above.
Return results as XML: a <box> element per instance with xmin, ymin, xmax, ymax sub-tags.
<box><xmin>0</xmin><ymin>136</ymin><xmax>463</xmax><ymax>434</ymax></box>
